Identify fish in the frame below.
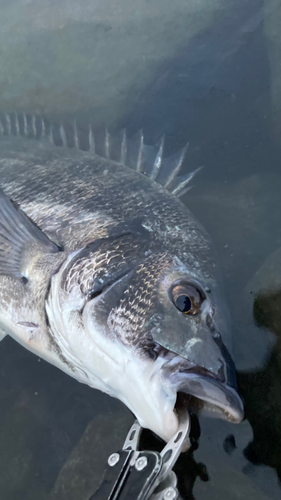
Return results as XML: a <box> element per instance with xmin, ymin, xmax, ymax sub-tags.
<box><xmin>0</xmin><ymin>112</ymin><xmax>244</xmax><ymax>442</ymax></box>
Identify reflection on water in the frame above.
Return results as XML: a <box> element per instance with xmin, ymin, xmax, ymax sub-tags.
<box><xmin>0</xmin><ymin>0</ymin><xmax>281</xmax><ymax>499</ymax></box>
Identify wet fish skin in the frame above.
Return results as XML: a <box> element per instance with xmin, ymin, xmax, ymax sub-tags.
<box><xmin>0</xmin><ymin>128</ymin><xmax>243</xmax><ymax>441</ymax></box>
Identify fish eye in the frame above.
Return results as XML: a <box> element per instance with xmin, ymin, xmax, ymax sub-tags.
<box><xmin>170</xmin><ymin>283</ymin><xmax>204</xmax><ymax>315</ymax></box>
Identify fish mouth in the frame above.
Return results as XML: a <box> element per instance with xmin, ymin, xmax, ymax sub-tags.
<box><xmin>161</xmin><ymin>356</ymin><xmax>244</xmax><ymax>424</ymax></box>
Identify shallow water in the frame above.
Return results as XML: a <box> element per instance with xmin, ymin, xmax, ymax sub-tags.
<box><xmin>0</xmin><ymin>1</ymin><xmax>281</xmax><ymax>499</ymax></box>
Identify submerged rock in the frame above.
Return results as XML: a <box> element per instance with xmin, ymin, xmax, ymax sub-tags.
<box><xmin>49</xmin><ymin>413</ymin><xmax>134</xmax><ymax>500</ymax></box>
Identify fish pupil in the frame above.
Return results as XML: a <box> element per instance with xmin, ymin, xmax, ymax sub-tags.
<box><xmin>176</xmin><ymin>294</ymin><xmax>192</xmax><ymax>313</ymax></box>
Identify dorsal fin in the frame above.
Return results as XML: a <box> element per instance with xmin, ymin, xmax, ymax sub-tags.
<box><xmin>0</xmin><ymin>112</ymin><xmax>202</xmax><ymax>197</ymax></box>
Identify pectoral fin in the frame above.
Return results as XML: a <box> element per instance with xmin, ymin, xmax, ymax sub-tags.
<box><xmin>0</xmin><ymin>188</ymin><xmax>59</xmax><ymax>278</ymax></box>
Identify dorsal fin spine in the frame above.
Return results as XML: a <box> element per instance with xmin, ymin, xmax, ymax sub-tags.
<box><xmin>73</xmin><ymin>120</ymin><xmax>79</xmax><ymax>149</ymax></box>
<box><xmin>136</xmin><ymin>130</ymin><xmax>144</xmax><ymax>173</ymax></box>
<box><xmin>31</xmin><ymin>115</ymin><xmax>36</xmax><ymax>137</ymax></box>
<box><xmin>14</xmin><ymin>112</ymin><xmax>20</xmax><ymax>135</ymax></box>
<box><xmin>59</xmin><ymin>123</ymin><xmax>67</xmax><ymax>147</ymax></box>
<box><xmin>120</xmin><ymin>129</ymin><xmax>127</xmax><ymax>165</ymax></box>
<box><xmin>164</xmin><ymin>143</ymin><xmax>189</xmax><ymax>189</ymax></box>
<box><xmin>172</xmin><ymin>166</ymin><xmax>203</xmax><ymax>196</ymax></box>
<box><xmin>89</xmin><ymin>124</ymin><xmax>95</xmax><ymax>153</ymax></box>
<box><xmin>175</xmin><ymin>186</ymin><xmax>193</xmax><ymax>198</ymax></box>
<box><xmin>23</xmin><ymin>113</ymin><xmax>28</xmax><ymax>136</ymax></box>
<box><xmin>150</xmin><ymin>135</ymin><xmax>164</xmax><ymax>180</ymax></box>
<box><xmin>105</xmin><ymin>128</ymin><xmax>110</xmax><ymax>159</ymax></box>
<box><xmin>41</xmin><ymin>118</ymin><xmax>46</xmax><ymax>138</ymax></box>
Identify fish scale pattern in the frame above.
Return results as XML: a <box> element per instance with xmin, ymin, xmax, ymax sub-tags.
<box><xmin>108</xmin><ymin>252</ymin><xmax>173</xmax><ymax>346</ymax></box>
<box><xmin>64</xmin><ymin>234</ymin><xmax>146</xmax><ymax>296</ymax></box>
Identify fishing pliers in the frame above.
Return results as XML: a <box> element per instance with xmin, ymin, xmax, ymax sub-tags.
<box><xmin>89</xmin><ymin>411</ymin><xmax>190</xmax><ymax>500</ymax></box>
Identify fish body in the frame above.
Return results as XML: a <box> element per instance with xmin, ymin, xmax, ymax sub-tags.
<box><xmin>0</xmin><ymin>117</ymin><xmax>243</xmax><ymax>441</ymax></box>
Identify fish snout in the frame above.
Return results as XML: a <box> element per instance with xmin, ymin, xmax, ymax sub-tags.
<box><xmin>160</xmin><ymin>330</ymin><xmax>244</xmax><ymax>424</ymax></box>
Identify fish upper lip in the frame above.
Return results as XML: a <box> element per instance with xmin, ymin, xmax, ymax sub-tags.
<box><xmin>178</xmin><ymin>364</ymin><xmax>224</xmax><ymax>382</ymax></box>
<box><xmin>162</xmin><ymin>355</ymin><xmax>225</xmax><ymax>382</ymax></box>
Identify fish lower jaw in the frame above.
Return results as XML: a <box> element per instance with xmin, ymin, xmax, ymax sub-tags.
<box><xmin>164</xmin><ymin>369</ymin><xmax>244</xmax><ymax>425</ymax></box>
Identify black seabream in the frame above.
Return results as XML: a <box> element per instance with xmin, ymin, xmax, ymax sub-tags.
<box><xmin>0</xmin><ymin>113</ymin><xmax>243</xmax><ymax>441</ymax></box>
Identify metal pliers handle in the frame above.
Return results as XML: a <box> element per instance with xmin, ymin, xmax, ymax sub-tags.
<box><xmin>89</xmin><ymin>411</ymin><xmax>190</xmax><ymax>500</ymax></box>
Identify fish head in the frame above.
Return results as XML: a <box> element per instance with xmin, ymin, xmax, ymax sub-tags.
<box><xmin>147</xmin><ymin>259</ymin><xmax>243</xmax><ymax>423</ymax></box>
<box><xmin>48</xmin><ymin>233</ymin><xmax>243</xmax><ymax>442</ymax></box>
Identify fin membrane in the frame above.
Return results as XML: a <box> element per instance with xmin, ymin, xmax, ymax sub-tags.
<box><xmin>0</xmin><ymin>112</ymin><xmax>202</xmax><ymax>197</ymax></box>
<box><xmin>0</xmin><ymin>189</ymin><xmax>59</xmax><ymax>278</ymax></box>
